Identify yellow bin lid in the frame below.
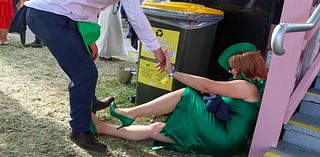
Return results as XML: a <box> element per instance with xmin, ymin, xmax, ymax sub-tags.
<box><xmin>142</xmin><ymin>2</ymin><xmax>224</xmax><ymax>15</ymax></box>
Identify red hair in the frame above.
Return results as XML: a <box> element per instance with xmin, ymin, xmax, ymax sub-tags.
<box><xmin>229</xmin><ymin>51</ymin><xmax>268</xmax><ymax>80</ymax></box>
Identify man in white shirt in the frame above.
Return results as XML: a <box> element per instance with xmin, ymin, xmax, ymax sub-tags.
<box><xmin>24</xmin><ymin>0</ymin><xmax>166</xmax><ymax>152</ymax></box>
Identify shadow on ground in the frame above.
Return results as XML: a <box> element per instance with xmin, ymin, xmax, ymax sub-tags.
<box><xmin>0</xmin><ymin>90</ymin><xmax>81</xmax><ymax>156</ymax></box>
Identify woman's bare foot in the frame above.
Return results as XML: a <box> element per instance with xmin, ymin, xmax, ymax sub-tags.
<box><xmin>1</xmin><ymin>40</ymin><xmax>9</xmax><ymax>45</ymax></box>
<box><xmin>1</xmin><ymin>37</ymin><xmax>9</xmax><ymax>45</ymax></box>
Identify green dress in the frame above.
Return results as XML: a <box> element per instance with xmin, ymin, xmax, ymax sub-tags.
<box><xmin>153</xmin><ymin>75</ymin><xmax>266</xmax><ymax>155</ymax></box>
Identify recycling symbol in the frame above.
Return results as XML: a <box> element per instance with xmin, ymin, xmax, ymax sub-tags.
<box><xmin>156</xmin><ymin>29</ymin><xmax>163</xmax><ymax>37</ymax></box>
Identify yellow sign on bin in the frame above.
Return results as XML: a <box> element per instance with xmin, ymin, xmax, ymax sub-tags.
<box><xmin>138</xmin><ymin>27</ymin><xmax>180</xmax><ymax>91</ymax></box>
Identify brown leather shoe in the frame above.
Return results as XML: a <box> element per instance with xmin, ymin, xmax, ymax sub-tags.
<box><xmin>70</xmin><ymin>132</ymin><xmax>107</xmax><ymax>152</ymax></box>
<box><xmin>92</xmin><ymin>96</ymin><xmax>115</xmax><ymax>114</ymax></box>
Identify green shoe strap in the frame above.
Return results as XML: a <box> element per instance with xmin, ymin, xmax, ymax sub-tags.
<box><xmin>89</xmin><ymin>121</ymin><xmax>97</xmax><ymax>135</ymax></box>
<box><xmin>89</xmin><ymin>101</ymin><xmax>97</xmax><ymax>135</ymax></box>
<box><xmin>110</xmin><ymin>102</ymin><xmax>134</xmax><ymax>127</ymax></box>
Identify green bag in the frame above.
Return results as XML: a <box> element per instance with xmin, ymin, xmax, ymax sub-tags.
<box><xmin>77</xmin><ymin>21</ymin><xmax>101</xmax><ymax>55</ymax></box>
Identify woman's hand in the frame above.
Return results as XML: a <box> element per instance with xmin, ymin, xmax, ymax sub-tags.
<box><xmin>164</xmin><ymin>51</ymin><xmax>174</xmax><ymax>73</ymax></box>
<box><xmin>90</xmin><ymin>43</ymin><xmax>98</xmax><ymax>61</ymax></box>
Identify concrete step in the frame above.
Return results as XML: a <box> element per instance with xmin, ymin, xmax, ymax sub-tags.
<box><xmin>314</xmin><ymin>77</ymin><xmax>320</xmax><ymax>89</ymax></box>
<box><xmin>283</xmin><ymin>113</ymin><xmax>320</xmax><ymax>153</ymax></box>
<box><xmin>303</xmin><ymin>88</ymin><xmax>320</xmax><ymax>104</ymax></box>
<box><xmin>264</xmin><ymin>141</ymin><xmax>320</xmax><ymax>157</ymax></box>
<box><xmin>299</xmin><ymin>100</ymin><xmax>320</xmax><ymax>118</ymax></box>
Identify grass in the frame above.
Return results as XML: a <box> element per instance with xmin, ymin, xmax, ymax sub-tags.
<box><xmin>0</xmin><ymin>34</ymin><xmax>247</xmax><ymax>157</ymax></box>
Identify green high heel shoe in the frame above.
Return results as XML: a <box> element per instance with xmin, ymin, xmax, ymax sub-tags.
<box><xmin>109</xmin><ymin>102</ymin><xmax>134</xmax><ymax>129</ymax></box>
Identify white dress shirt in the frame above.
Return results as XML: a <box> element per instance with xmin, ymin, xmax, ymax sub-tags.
<box><xmin>25</xmin><ymin>0</ymin><xmax>160</xmax><ymax>51</ymax></box>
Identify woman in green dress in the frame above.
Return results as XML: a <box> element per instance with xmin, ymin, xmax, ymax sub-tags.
<box><xmin>91</xmin><ymin>42</ymin><xmax>268</xmax><ymax>155</ymax></box>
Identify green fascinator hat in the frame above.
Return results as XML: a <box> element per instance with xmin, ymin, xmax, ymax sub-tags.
<box><xmin>77</xmin><ymin>21</ymin><xmax>101</xmax><ymax>55</ymax></box>
<box><xmin>218</xmin><ymin>42</ymin><xmax>257</xmax><ymax>71</ymax></box>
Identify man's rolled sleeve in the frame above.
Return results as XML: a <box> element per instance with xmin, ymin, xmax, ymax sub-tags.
<box><xmin>121</xmin><ymin>0</ymin><xmax>160</xmax><ymax>52</ymax></box>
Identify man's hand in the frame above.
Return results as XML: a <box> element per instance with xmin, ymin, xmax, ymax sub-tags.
<box><xmin>16</xmin><ymin>0</ymin><xmax>25</xmax><ymax>10</ymax></box>
<box><xmin>153</xmin><ymin>48</ymin><xmax>166</xmax><ymax>72</ymax></box>
<box><xmin>90</xmin><ymin>43</ymin><xmax>98</xmax><ymax>61</ymax></box>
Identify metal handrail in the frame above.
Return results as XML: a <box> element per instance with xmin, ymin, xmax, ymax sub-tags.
<box><xmin>271</xmin><ymin>4</ymin><xmax>320</xmax><ymax>55</ymax></box>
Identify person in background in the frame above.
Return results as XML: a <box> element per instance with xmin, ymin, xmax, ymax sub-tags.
<box><xmin>24</xmin><ymin>0</ymin><xmax>166</xmax><ymax>153</ymax></box>
<box><xmin>0</xmin><ymin>0</ymin><xmax>14</xmax><ymax>45</ymax></box>
<box><xmin>15</xmin><ymin>0</ymin><xmax>44</xmax><ymax>48</ymax></box>
<box><xmin>24</xmin><ymin>35</ymin><xmax>44</xmax><ymax>48</ymax></box>
<box><xmin>92</xmin><ymin>43</ymin><xmax>268</xmax><ymax>156</ymax></box>
<box><xmin>96</xmin><ymin>4</ymin><xmax>127</xmax><ymax>61</ymax></box>
<box><xmin>120</xmin><ymin>5</ymin><xmax>130</xmax><ymax>38</ymax></box>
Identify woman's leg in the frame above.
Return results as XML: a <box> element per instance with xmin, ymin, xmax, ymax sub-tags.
<box><xmin>116</xmin><ymin>88</ymin><xmax>185</xmax><ymax>119</ymax></box>
<box><xmin>0</xmin><ymin>29</ymin><xmax>9</xmax><ymax>44</ymax></box>
<box><xmin>92</xmin><ymin>114</ymin><xmax>175</xmax><ymax>143</ymax></box>
<box><xmin>0</xmin><ymin>29</ymin><xmax>2</xmax><ymax>42</ymax></box>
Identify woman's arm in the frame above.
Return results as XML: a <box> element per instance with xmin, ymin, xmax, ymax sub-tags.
<box><xmin>164</xmin><ymin>55</ymin><xmax>259</xmax><ymax>101</ymax></box>
<box><xmin>173</xmin><ymin>72</ymin><xmax>258</xmax><ymax>100</ymax></box>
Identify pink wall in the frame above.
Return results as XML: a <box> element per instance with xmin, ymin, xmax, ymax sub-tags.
<box><xmin>248</xmin><ymin>0</ymin><xmax>314</xmax><ymax>156</ymax></box>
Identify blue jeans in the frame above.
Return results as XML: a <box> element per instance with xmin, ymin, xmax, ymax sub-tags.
<box><xmin>26</xmin><ymin>7</ymin><xmax>98</xmax><ymax>133</ymax></box>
